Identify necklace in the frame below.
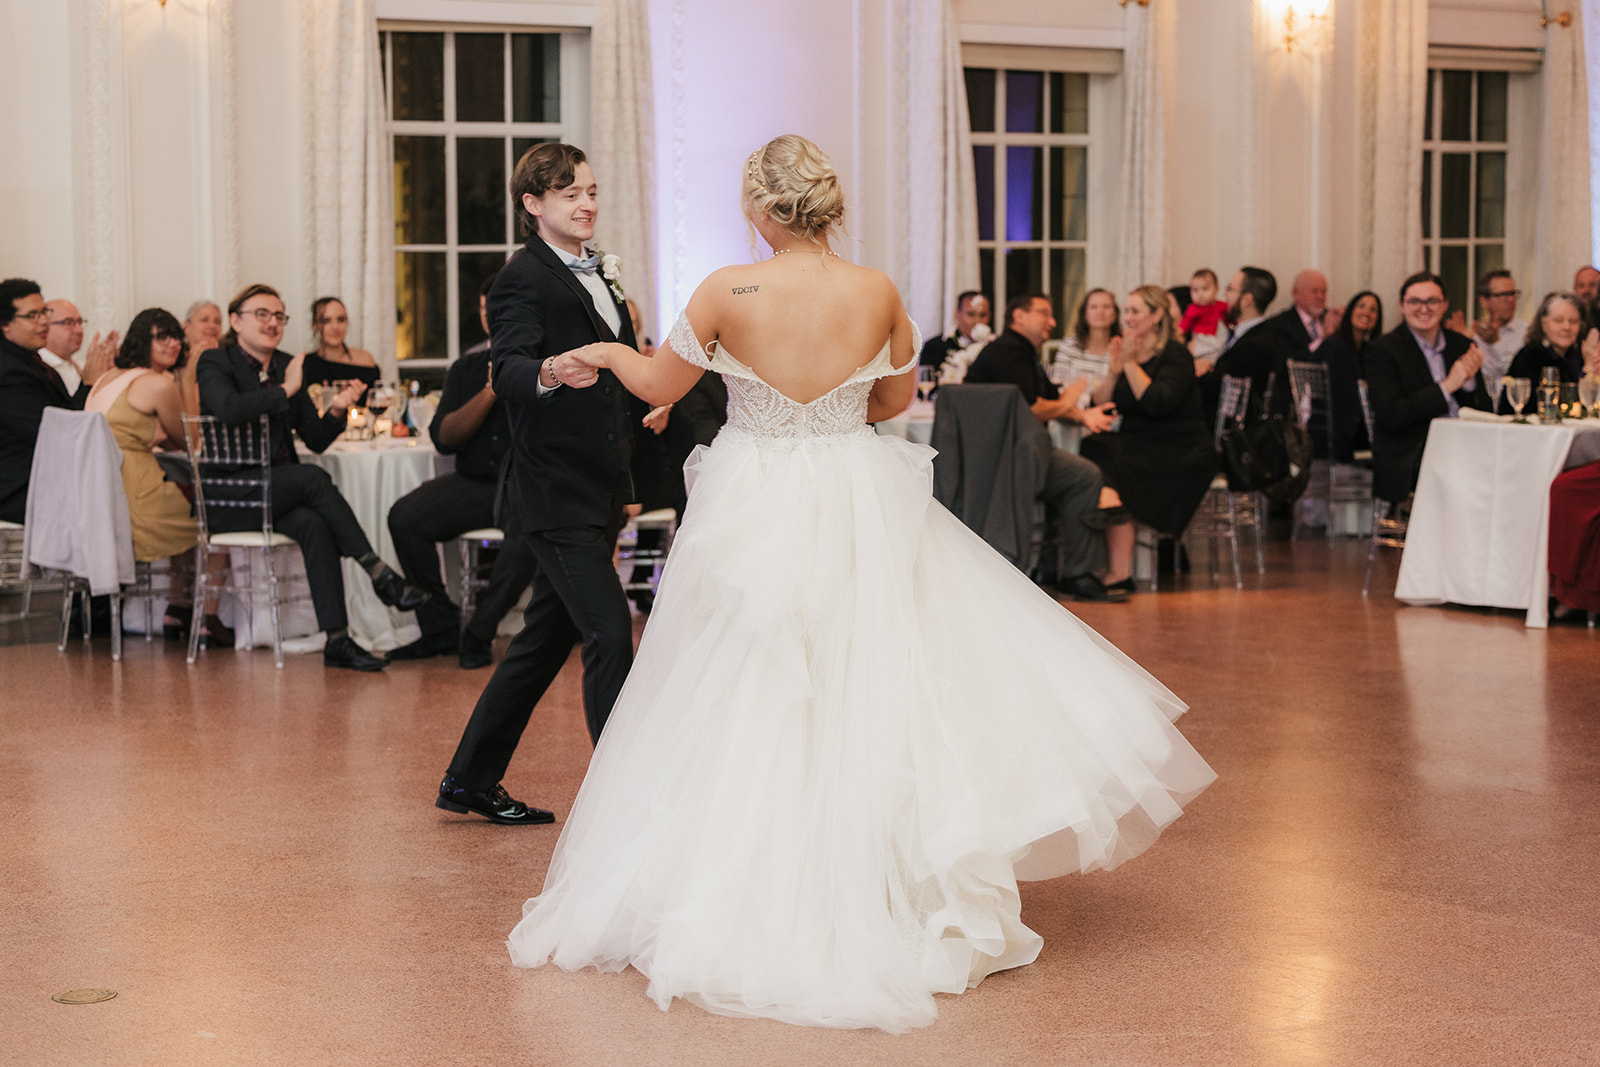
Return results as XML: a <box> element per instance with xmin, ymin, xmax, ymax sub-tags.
<box><xmin>771</xmin><ymin>248</ymin><xmax>839</xmax><ymax>258</ymax></box>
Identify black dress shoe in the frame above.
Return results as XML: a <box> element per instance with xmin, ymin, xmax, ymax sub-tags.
<box><xmin>457</xmin><ymin>629</ymin><xmax>494</xmax><ymax>670</ymax></box>
<box><xmin>1106</xmin><ymin>578</ymin><xmax>1137</xmax><ymax>596</ymax></box>
<box><xmin>388</xmin><ymin>630</ymin><xmax>459</xmax><ymax>661</ymax></box>
<box><xmin>324</xmin><ymin>633</ymin><xmax>388</xmax><ymax>671</ymax></box>
<box><xmin>1056</xmin><ymin>573</ymin><xmax>1132</xmax><ymax>603</ymax></box>
<box><xmin>370</xmin><ymin>568</ymin><xmax>431</xmax><ymax>613</ymax></box>
<box><xmin>435</xmin><ymin>776</ymin><xmax>554</xmax><ymax>825</ymax></box>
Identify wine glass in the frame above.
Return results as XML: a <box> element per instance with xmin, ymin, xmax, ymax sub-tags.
<box><xmin>1579</xmin><ymin>375</ymin><xmax>1600</xmax><ymax>419</ymax></box>
<box><xmin>1506</xmin><ymin>377</ymin><xmax>1533</xmax><ymax>423</ymax></box>
<box><xmin>366</xmin><ymin>383</ymin><xmax>394</xmax><ymax>419</ymax></box>
<box><xmin>915</xmin><ymin>366</ymin><xmax>934</xmax><ymax>404</ymax></box>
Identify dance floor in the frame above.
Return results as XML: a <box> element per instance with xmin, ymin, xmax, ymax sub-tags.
<box><xmin>3</xmin><ymin>540</ymin><xmax>1597</xmax><ymax>1066</ymax></box>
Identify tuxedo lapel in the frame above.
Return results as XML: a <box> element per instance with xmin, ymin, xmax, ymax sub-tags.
<box><xmin>525</xmin><ymin>238</ymin><xmax>620</xmax><ymax>343</ymax></box>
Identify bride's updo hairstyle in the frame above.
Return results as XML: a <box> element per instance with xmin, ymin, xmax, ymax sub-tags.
<box><xmin>743</xmin><ymin>135</ymin><xmax>846</xmax><ymax>246</ymax></box>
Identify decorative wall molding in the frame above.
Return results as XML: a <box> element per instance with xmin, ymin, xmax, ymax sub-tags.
<box><xmin>958</xmin><ymin>23</ymin><xmax>1124</xmax><ymax>50</ymax></box>
<box><xmin>373</xmin><ymin>0</ymin><xmax>595</xmax><ymax>26</ymax></box>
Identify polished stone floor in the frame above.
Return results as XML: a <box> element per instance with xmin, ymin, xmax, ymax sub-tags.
<box><xmin>3</xmin><ymin>540</ymin><xmax>1597</xmax><ymax>1066</ymax></box>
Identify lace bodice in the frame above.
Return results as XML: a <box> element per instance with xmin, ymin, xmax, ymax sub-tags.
<box><xmin>667</xmin><ymin>312</ymin><xmax>918</xmax><ymax>445</ymax></box>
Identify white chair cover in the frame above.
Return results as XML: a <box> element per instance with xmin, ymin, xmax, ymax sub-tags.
<box><xmin>23</xmin><ymin>408</ymin><xmax>134</xmax><ymax>595</ymax></box>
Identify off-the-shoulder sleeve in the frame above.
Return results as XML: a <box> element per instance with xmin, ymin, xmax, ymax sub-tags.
<box><xmin>666</xmin><ymin>311</ymin><xmax>713</xmax><ymax>370</ymax></box>
<box><xmin>884</xmin><ymin>320</ymin><xmax>923</xmax><ymax>376</ymax></box>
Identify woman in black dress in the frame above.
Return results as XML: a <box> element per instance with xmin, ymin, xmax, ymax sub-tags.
<box><xmin>1497</xmin><ymin>291</ymin><xmax>1600</xmax><ymax>413</ymax></box>
<box><xmin>1080</xmin><ymin>284</ymin><xmax>1216</xmax><ymax>543</ymax></box>
<box><xmin>1316</xmin><ymin>289</ymin><xmax>1383</xmax><ymax>460</ymax></box>
<box><xmin>301</xmin><ymin>296</ymin><xmax>381</xmax><ymax>400</ymax></box>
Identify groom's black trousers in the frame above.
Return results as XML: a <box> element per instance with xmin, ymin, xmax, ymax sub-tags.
<box><xmin>446</xmin><ymin>519</ymin><xmax>634</xmax><ymax>790</ymax></box>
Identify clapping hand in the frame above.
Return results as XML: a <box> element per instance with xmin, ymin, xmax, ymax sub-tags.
<box><xmin>1321</xmin><ymin>305</ymin><xmax>1345</xmax><ymax>337</ymax></box>
<box><xmin>1444</xmin><ymin>309</ymin><xmax>1468</xmax><ymax>337</ymax></box>
<box><xmin>1583</xmin><ymin>328</ymin><xmax>1600</xmax><ymax>375</ymax></box>
<box><xmin>1443</xmin><ymin>345</ymin><xmax>1484</xmax><ymax>393</ymax></box>
<box><xmin>81</xmin><ymin>330</ymin><xmax>120</xmax><ymax>387</ymax></box>
<box><xmin>642</xmin><ymin>404</ymin><xmax>672</xmax><ymax>434</ymax></box>
<box><xmin>1078</xmin><ymin>403</ymin><xmax>1117</xmax><ymax>434</ymax></box>
<box><xmin>282</xmin><ymin>351</ymin><xmax>307</xmax><ymax>397</ymax></box>
<box><xmin>330</xmin><ymin>377</ymin><xmax>365</xmax><ymax>413</ymax></box>
<box><xmin>1107</xmin><ymin>335</ymin><xmax>1124</xmax><ymax>369</ymax></box>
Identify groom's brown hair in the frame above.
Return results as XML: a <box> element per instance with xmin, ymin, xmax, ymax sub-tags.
<box><xmin>511</xmin><ymin>143</ymin><xmax>587</xmax><ymax>237</ymax></box>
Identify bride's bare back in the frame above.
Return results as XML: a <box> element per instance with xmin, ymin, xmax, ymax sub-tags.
<box><xmin>684</xmin><ymin>254</ymin><xmax>915</xmax><ymax>405</ymax></box>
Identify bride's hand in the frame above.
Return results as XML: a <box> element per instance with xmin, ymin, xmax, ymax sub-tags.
<box><xmin>569</xmin><ymin>344</ymin><xmax>609</xmax><ymax>368</ymax></box>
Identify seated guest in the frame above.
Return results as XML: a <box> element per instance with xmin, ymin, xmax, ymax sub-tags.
<box><xmin>1574</xmin><ymin>265</ymin><xmax>1600</xmax><ymax>326</ymax></box>
<box><xmin>181</xmin><ymin>300</ymin><xmax>224</xmax><ymax>415</ymax></box>
<box><xmin>1314</xmin><ymin>289</ymin><xmax>1383</xmax><ymax>460</ymax></box>
<box><xmin>1548</xmin><ymin>460</ymin><xmax>1600</xmax><ymax>622</ymax></box>
<box><xmin>1197</xmin><ymin>266</ymin><xmax>1284</xmax><ymax>422</ymax></box>
<box><xmin>964</xmin><ymin>292</ymin><xmax>1129</xmax><ymax>602</ymax></box>
<box><xmin>1178</xmin><ymin>269</ymin><xmax>1228</xmax><ymax>366</ymax></box>
<box><xmin>1470</xmin><ymin>271</ymin><xmax>1526</xmax><ymax>401</ymax></box>
<box><xmin>388</xmin><ymin>276</ymin><xmax>538</xmax><ymax>669</ymax></box>
<box><xmin>1497</xmin><ymin>292</ymin><xmax>1600</xmax><ymax>412</ymax></box>
<box><xmin>85</xmin><ymin>308</ymin><xmax>230</xmax><ymax>644</ymax></box>
<box><xmin>919</xmin><ymin>290</ymin><xmax>991</xmax><ymax>374</ymax></box>
<box><xmin>1080</xmin><ymin>286</ymin><xmax>1216</xmax><ymax>560</ymax></box>
<box><xmin>1365</xmin><ymin>271</ymin><xmax>1491</xmax><ymax>503</ymax></box>
<box><xmin>1266</xmin><ymin>269</ymin><xmax>1335</xmax><ymax>360</ymax></box>
<box><xmin>1050</xmin><ymin>286</ymin><xmax>1121</xmax><ymax>385</ymax></box>
<box><xmin>40</xmin><ymin>299</ymin><xmax>93</xmax><ymax>399</ymax></box>
<box><xmin>301</xmin><ymin>296</ymin><xmax>381</xmax><ymax>400</ymax></box>
<box><xmin>0</xmin><ymin>278</ymin><xmax>115</xmax><ymax>523</ymax></box>
<box><xmin>196</xmin><ymin>283</ymin><xmax>430</xmax><ymax>672</ymax></box>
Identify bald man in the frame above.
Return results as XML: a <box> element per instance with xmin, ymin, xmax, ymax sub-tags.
<box><xmin>40</xmin><ymin>299</ymin><xmax>90</xmax><ymax>399</ymax></box>
<box><xmin>1264</xmin><ymin>269</ymin><xmax>1337</xmax><ymax>361</ymax></box>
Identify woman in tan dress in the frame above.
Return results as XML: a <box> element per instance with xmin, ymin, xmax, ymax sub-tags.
<box><xmin>86</xmin><ymin>308</ymin><xmax>229</xmax><ymax>644</ymax></box>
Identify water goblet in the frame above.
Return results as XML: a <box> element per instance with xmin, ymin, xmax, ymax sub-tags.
<box><xmin>1579</xmin><ymin>375</ymin><xmax>1600</xmax><ymax>418</ymax></box>
<box><xmin>1506</xmin><ymin>378</ymin><xmax>1533</xmax><ymax>423</ymax></box>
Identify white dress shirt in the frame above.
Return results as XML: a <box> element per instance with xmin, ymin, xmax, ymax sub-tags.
<box><xmin>1474</xmin><ymin>318</ymin><xmax>1527</xmax><ymax>398</ymax></box>
<box><xmin>39</xmin><ymin>348</ymin><xmax>83</xmax><ymax>395</ymax></box>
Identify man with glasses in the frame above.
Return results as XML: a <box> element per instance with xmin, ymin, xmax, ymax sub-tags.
<box><xmin>1364</xmin><ymin>271</ymin><xmax>1491</xmax><ymax>505</ymax></box>
<box><xmin>39</xmin><ymin>299</ymin><xmax>93</xmax><ymax>399</ymax></box>
<box><xmin>1470</xmin><ymin>271</ymin><xmax>1526</xmax><ymax>400</ymax></box>
<box><xmin>0</xmin><ymin>278</ymin><xmax>116</xmax><ymax>523</ymax></box>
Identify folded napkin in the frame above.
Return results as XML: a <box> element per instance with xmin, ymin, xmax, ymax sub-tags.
<box><xmin>1459</xmin><ymin>407</ymin><xmax>1511</xmax><ymax>423</ymax></box>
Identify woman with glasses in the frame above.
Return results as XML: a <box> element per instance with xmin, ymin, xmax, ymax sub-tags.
<box><xmin>1364</xmin><ymin>271</ymin><xmax>1492</xmax><ymax>504</ymax></box>
<box><xmin>1495</xmin><ymin>292</ymin><xmax>1600</xmax><ymax>413</ymax></box>
<box><xmin>194</xmin><ymin>283</ymin><xmax>431</xmax><ymax>672</ymax></box>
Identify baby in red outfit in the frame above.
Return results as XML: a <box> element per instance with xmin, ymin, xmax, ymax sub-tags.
<box><xmin>1179</xmin><ymin>268</ymin><xmax>1228</xmax><ymax>364</ymax></box>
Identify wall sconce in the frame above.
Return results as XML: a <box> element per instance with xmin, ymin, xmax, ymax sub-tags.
<box><xmin>1117</xmin><ymin>0</ymin><xmax>1150</xmax><ymax>7</ymax></box>
<box><xmin>1541</xmin><ymin>11</ymin><xmax>1573</xmax><ymax>28</ymax></box>
<box><xmin>1270</xmin><ymin>0</ymin><xmax>1331</xmax><ymax>54</ymax></box>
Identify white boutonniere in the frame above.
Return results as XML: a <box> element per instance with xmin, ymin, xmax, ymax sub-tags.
<box><xmin>599</xmin><ymin>251</ymin><xmax>624</xmax><ymax>302</ymax></box>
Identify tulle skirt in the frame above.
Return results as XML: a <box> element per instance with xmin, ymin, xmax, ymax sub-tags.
<box><xmin>507</xmin><ymin>428</ymin><xmax>1216</xmax><ymax>1032</ymax></box>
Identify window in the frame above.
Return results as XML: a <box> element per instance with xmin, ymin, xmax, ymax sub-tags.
<box><xmin>1421</xmin><ymin>69</ymin><xmax>1508</xmax><ymax>318</ymax></box>
<box><xmin>383</xmin><ymin>28</ymin><xmax>587</xmax><ymax>365</ymax></box>
<box><xmin>965</xmin><ymin>67</ymin><xmax>1089</xmax><ymax>339</ymax></box>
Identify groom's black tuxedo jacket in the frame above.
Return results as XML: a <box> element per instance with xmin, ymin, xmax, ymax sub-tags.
<box><xmin>489</xmin><ymin>236</ymin><xmax>640</xmax><ymax>533</ymax></box>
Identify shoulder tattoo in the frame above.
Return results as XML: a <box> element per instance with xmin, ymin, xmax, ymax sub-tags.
<box><xmin>731</xmin><ymin>285</ymin><xmax>759</xmax><ymax>295</ymax></box>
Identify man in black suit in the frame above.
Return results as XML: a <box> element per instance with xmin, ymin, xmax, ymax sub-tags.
<box><xmin>1197</xmin><ymin>266</ymin><xmax>1285</xmax><ymax>423</ymax></box>
<box><xmin>437</xmin><ymin>143</ymin><xmax>640</xmax><ymax>826</ymax></box>
<box><xmin>0</xmin><ymin>278</ymin><xmax>114</xmax><ymax>523</ymax></box>
<box><xmin>196</xmin><ymin>283</ymin><xmax>431</xmax><ymax>672</ymax></box>
<box><xmin>1263</xmin><ymin>269</ymin><xmax>1335</xmax><ymax>363</ymax></box>
<box><xmin>1364</xmin><ymin>271</ymin><xmax>1490</xmax><ymax>503</ymax></box>
<box><xmin>919</xmin><ymin>290</ymin><xmax>991</xmax><ymax>370</ymax></box>
<box><xmin>386</xmin><ymin>274</ymin><xmax>538</xmax><ymax>669</ymax></box>
<box><xmin>963</xmin><ymin>292</ymin><xmax>1127</xmax><ymax>602</ymax></box>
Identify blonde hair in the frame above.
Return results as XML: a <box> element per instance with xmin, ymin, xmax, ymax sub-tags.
<box><xmin>1130</xmin><ymin>284</ymin><xmax>1175</xmax><ymax>351</ymax></box>
<box><xmin>743</xmin><ymin>135</ymin><xmax>846</xmax><ymax>246</ymax></box>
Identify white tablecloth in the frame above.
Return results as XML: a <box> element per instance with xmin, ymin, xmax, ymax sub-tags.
<box><xmin>232</xmin><ymin>438</ymin><xmax>447</xmax><ymax>653</ymax></box>
<box><xmin>1394</xmin><ymin>415</ymin><xmax>1600</xmax><ymax>628</ymax></box>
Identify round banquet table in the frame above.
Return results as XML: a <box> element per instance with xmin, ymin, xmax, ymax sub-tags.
<box><xmin>1393</xmin><ymin>412</ymin><xmax>1600</xmax><ymax>628</ymax></box>
<box><xmin>230</xmin><ymin>437</ymin><xmax>449</xmax><ymax>654</ymax></box>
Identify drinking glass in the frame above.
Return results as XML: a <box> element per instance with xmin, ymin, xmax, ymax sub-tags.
<box><xmin>915</xmin><ymin>366</ymin><xmax>934</xmax><ymax>403</ymax></box>
<box><xmin>1506</xmin><ymin>378</ymin><xmax>1533</xmax><ymax>423</ymax></box>
<box><xmin>1579</xmin><ymin>375</ymin><xmax>1600</xmax><ymax>418</ymax></box>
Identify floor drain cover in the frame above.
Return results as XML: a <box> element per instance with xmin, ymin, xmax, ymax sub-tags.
<box><xmin>52</xmin><ymin>989</ymin><xmax>117</xmax><ymax>1005</ymax></box>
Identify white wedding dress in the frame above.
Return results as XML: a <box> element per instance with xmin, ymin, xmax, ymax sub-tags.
<box><xmin>506</xmin><ymin>313</ymin><xmax>1216</xmax><ymax>1032</ymax></box>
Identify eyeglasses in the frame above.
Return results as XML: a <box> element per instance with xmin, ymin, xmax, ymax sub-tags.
<box><xmin>1485</xmin><ymin>290</ymin><xmax>1521</xmax><ymax>299</ymax></box>
<box><xmin>50</xmin><ymin>317</ymin><xmax>88</xmax><ymax>328</ymax></box>
<box><xmin>242</xmin><ymin>308</ymin><xmax>290</xmax><ymax>325</ymax></box>
<box><xmin>153</xmin><ymin>330</ymin><xmax>182</xmax><ymax>342</ymax></box>
<box><xmin>14</xmin><ymin>309</ymin><xmax>50</xmax><ymax>322</ymax></box>
<box><xmin>1402</xmin><ymin>297</ymin><xmax>1446</xmax><ymax>310</ymax></box>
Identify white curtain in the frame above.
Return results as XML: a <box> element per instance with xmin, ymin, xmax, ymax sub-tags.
<box><xmin>891</xmin><ymin>0</ymin><xmax>979</xmax><ymax>342</ymax></box>
<box><xmin>591</xmin><ymin>0</ymin><xmax>658</xmax><ymax>340</ymax></box>
<box><xmin>300</xmin><ymin>0</ymin><xmax>395</xmax><ymax>380</ymax></box>
<box><xmin>1114</xmin><ymin>0</ymin><xmax>1171</xmax><ymax>292</ymax></box>
<box><xmin>1358</xmin><ymin>0</ymin><xmax>1427</xmax><ymax>302</ymax></box>
<box><xmin>1535</xmin><ymin>7</ymin><xmax>1593</xmax><ymax>301</ymax></box>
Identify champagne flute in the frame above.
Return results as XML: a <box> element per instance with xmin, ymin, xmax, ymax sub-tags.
<box><xmin>915</xmin><ymin>365</ymin><xmax>935</xmax><ymax>404</ymax></box>
<box><xmin>1578</xmin><ymin>375</ymin><xmax>1599</xmax><ymax>419</ymax></box>
<box><xmin>1506</xmin><ymin>377</ymin><xmax>1532</xmax><ymax>423</ymax></box>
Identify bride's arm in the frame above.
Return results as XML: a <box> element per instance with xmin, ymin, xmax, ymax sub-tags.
<box><xmin>570</xmin><ymin>337</ymin><xmax>705</xmax><ymax>406</ymax></box>
<box><xmin>865</xmin><ymin>285</ymin><xmax>917</xmax><ymax>422</ymax></box>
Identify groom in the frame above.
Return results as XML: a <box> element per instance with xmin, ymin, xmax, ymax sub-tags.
<box><xmin>437</xmin><ymin>143</ymin><xmax>640</xmax><ymax>825</ymax></box>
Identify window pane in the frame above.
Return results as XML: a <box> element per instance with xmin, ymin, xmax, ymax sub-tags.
<box><xmin>512</xmin><ymin>34</ymin><xmax>561</xmax><ymax>122</ymax></box>
<box><xmin>455</xmin><ymin>33</ymin><xmax>505</xmax><ymax>122</ymax></box>
<box><xmin>1049</xmin><ymin>72</ymin><xmax>1089</xmax><ymax>135</ymax></box>
<box><xmin>1477</xmin><ymin>71</ymin><xmax>1507</xmax><ymax>142</ymax></box>
<box><xmin>965</xmin><ymin>68</ymin><xmax>996</xmax><ymax>133</ymax></box>
<box><xmin>513</xmin><ymin>136</ymin><xmax>553</xmax><ymax>165</ymax></box>
<box><xmin>979</xmin><ymin>248</ymin><xmax>995</xmax><ymax>313</ymax></box>
<box><xmin>1439</xmin><ymin>70</ymin><xmax>1471</xmax><ymax>141</ymax></box>
<box><xmin>1005</xmin><ymin>247</ymin><xmax>1043</xmax><ymax>305</ymax></box>
<box><xmin>1476</xmin><ymin>152</ymin><xmax>1505</xmax><ymax>238</ymax></box>
<box><xmin>1438</xmin><ymin>245</ymin><xmax>1469</xmax><ymax>318</ymax></box>
<box><xmin>1049</xmin><ymin>248</ymin><xmax>1085</xmax><ymax>341</ymax></box>
<box><xmin>973</xmin><ymin>145</ymin><xmax>995</xmax><ymax>242</ymax></box>
<box><xmin>1439</xmin><ymin>152</ymin><xmax>1470</xmax><ymax>239</ymax></box>
<box><xmin>394</xmin><ymin>135</ymin><xmax>446</xmax><ymax>245</ymax></box>
<box><xmin>1424</xmin><ymin>245</ymin><xmax>1432</xmax><ymax>271</ymax></box>
<box><xmin>1005</xmin><ymin>146</ymin><xmax>1042</xmax><ymax>242</ymax></box>
<box><xmin>1421</xmin><ymin>151</ymin><xmax>1432</xmax><ymax>239</ymax></box>
<box><xmin>1424</xmin><ymin>70</ymin><xmax>1435</xmax><ymax>140</ymax></box>
<box><xmin>1006</xmin><ymin>70</ymin><xmax>1043</xmax><ymax>133</ymax></box>
<box><xmin>1049</xmin><ymin>146</ymin><xmax>1087</xmax><ymax>242</ymax></box>
<box><xmin>392</xmin><ymin>32</ymin><xmax>443</xmax><ymax>121</ymax></box>
<box><xmin>457</xmin><ymin>138</ymin><xmax>507</xmax><ymax>245</ymax></box>
<box><xmin>458</xmin><ymin>251</ymin><xmax>506</xmax><ymax>352</ymax></box>
<box><xmin>1474</xmin><ymin>244</ymin><xmax>1504</xmax><ymax>287</ymax></box>
<box><xmin>396</xmin><ymin>251</ymin><xmax>447</xmax><ymax>360</ymax></box>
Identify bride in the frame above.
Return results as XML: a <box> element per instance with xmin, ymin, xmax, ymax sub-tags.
<box><xmin>506</xmin><ymin>134</ymin><xmax>1215</xmax><ymax>1032</ymax></box>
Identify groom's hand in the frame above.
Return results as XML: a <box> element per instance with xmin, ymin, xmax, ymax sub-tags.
<box><xmin>544</xmin><ymin>348</ymin><xmax>602</xmax><ymax>389</ymax></box>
